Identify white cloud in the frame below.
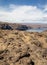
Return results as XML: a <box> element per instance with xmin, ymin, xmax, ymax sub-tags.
<box><xmin>0</xmin><ymin>4</ymin><xmax>47</xmax><ymax>23</ymax></box>
<box><xmin>44</xmin><ymin>5</ymin><xmax>47</xmax><ymax>11</ymax></box>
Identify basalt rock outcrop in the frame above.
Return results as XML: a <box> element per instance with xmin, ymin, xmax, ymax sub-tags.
<box><xmin>0</xmin><ymin>22</ymin><xmax>31</xmax><ymax>30</ymax></box>
<box><xmin>1</xmin><ymin>24</ymin><xmax>13</xmax><ymax>30</ymax></box>
<box><xmin>16</xmin><ymin>25</ymin><xmax>30</xmax><ymax>31</ymax></box>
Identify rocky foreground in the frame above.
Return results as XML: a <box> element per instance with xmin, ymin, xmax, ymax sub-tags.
<box><xmin>0</xmin><ymin>30</ymin><xmax>47</xmax><ymax>65</ymax></box>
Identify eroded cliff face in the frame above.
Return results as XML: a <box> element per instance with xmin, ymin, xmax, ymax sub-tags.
<box><xmin>0</xmin><ymin>30</ymin><xmax>47</xmax><ymax>65</ymax></box>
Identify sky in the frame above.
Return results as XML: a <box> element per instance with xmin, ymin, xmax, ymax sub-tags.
<box><xmin>0</xmin><ymin>0</ymin><xmax>47</xmax><ymax>23</ymax></box>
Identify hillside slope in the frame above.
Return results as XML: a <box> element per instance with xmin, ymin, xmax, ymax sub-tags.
<box><xmin>0</xmin><ymin>30</ymin><xmax>47</xmax><ymax>65</ymax></box>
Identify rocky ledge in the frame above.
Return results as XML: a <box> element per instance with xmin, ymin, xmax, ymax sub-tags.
<box><xmin>0</xmin><ymin>30</ymin><xmax>47</xmax><ymax>65</ymax></box>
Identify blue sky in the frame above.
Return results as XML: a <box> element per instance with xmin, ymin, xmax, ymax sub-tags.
<box><xmin>0</xmin><ymin>0</ymin><xmax>47</xmax><ymax>23</ymax></box>
<box><xmin>0</xmin><ymin>0</ymin><xmax>47</xmax><ymax>6</ymax></box>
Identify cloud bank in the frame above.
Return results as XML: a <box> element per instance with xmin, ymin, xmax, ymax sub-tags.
<box><xmin>0</xmin><ymin>4</ymin><xmax>47</xmax><ymax>23</ymax></box>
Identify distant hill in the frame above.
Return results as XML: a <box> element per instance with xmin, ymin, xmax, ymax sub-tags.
<box><xmin>0</xmin><ymin>22</ymin><xmax>31</xmax><ymax>30</ymax></box>
<box><xmin>21</xmin><ymin>23</ymin><xmax>47</xmax><ymax>29</ymax></box>
<box><xmin>0</xmin><ymin>22</ymin><xmax>47</xmax><ymax>30</ymax></box>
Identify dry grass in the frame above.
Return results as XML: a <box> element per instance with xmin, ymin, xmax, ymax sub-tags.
<box><xmin>0</xmin><ymin>30</ymin><xmax>47</xmax><ymax>65</ymax></box>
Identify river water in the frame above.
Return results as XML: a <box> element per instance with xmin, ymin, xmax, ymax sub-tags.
<box><xmin>26</xmin><ymin>28</ymin><xmax>47</xmax><ymax>32</ymax></box>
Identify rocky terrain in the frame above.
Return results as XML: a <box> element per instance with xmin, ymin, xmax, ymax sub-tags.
<box><xmin>0</xmin><ymin>22</ymin><xmax>31</xmax><ymax>30</ymax></box>
<box><xmin>0</xmin><ymin>30</ymin><xmax>47</xmax><ymax>65</ymax></box>
<box><xmin>0</xmin><ymin>22</ymin><xmax>47</xmax><ymax>31</ymax></box>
